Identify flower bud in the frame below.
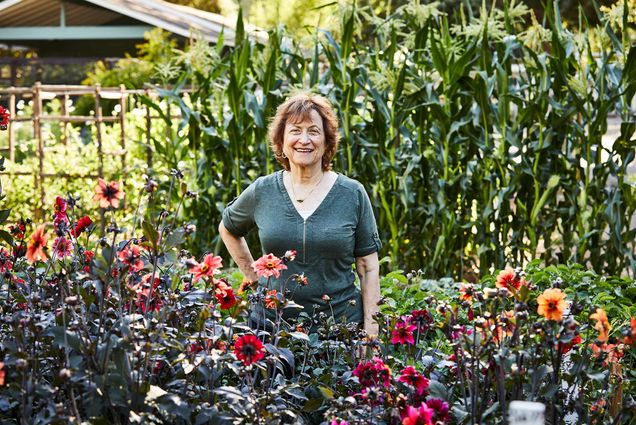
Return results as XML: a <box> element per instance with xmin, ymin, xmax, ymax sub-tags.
<box><xmin>144</xmin><ymin>179</ymin><xmax>159</xmax><ymax>192</ymax></box>
<box><xmin>58</xmin><ymin>368</ymin><xmax>72</xmax><ymax>381</ymax></box>
<box><xmin>170</xmin><ymin>168</ymin><xmax>184</xmax><ymax>179</ymax></box>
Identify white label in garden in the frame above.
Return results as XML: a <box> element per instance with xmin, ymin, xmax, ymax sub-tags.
<box><xmin>509</xmin><ymin>401</ymin><xmax>545</xmax><ymax>425</ymax></box>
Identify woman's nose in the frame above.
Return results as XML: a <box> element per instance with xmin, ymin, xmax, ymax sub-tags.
<box><xmin>299</xmin><ymin>132</ymin><xmax>310</xmax><ymax>144</ymax></box>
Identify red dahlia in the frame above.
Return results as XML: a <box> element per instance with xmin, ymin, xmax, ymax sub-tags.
<box><xmin>71</xmin><ymin>215</ymin><xmax>93</xmax><ymax>237</ymax></box>
<box><xmin>215</xmin><ymin>281</ymin><xmax>238</xmax><ymax>310</ymax></box>
<box><xmin>0</xmin><ymin>106</ymin><xmax>9</xmax><ymax>130</ymax></box>
<box><xmin>117</xmin><ymin>244</ymin><xmax>144</xmax><ymax>272</ymax></box>
<box><xmin>398</xmin><ymin>366</ymin><xmax>429</xmax><ymax>395</ymax></box>
<box><xmin>234</xmin><ymin>334</ymin><xmax>265</xmax><ymax>366</ymax></box>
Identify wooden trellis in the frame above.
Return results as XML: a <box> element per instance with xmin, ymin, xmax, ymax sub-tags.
<box><xmin>0</xmin><ymin>82</ymin><xmax>177</xmax><ymax>220</ymax></box>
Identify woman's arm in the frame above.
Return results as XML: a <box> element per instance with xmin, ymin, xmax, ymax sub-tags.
<box><xmin>356</xmin><ymin>251</ymin><xmax>380</xmax><ymax>336</ymax></box>
<box><xmin>218</xmin><ymin>222</ymin><xmax>258</xmax><ymax>282</ymax></box>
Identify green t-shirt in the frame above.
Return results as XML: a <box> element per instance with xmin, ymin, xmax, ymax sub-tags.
<box><xmin>222</xmin><ymin>170</ymin><xmax>382</xmax><ymax>327</ymax></box>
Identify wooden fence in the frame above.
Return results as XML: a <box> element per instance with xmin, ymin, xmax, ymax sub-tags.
<box><xmin>0</xmin><ymin>82</ymin><xmax>177</xmax><ymax>220</ymax></box>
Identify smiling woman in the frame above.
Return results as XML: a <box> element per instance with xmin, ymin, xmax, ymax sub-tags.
<box><xmin>218</xmin><ymin>92</ymin><xmax>382</xmax><ymax>336</ymax></box>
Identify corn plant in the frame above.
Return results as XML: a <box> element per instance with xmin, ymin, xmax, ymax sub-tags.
<box><xmin>142</xmin><ymin>0</ymin><xmax>636</xmax><ymax>279</ymax></box>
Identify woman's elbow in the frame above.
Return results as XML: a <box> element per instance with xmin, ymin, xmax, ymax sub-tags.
<box><xmin>219</xmin><ymin>222</ymin><xmax>242</xmax><ymax>245</ymax></box>
<box><xmin>218</xmin><ymin>222</ymin><xmax>233</xmax><ymax>243</ymax></box>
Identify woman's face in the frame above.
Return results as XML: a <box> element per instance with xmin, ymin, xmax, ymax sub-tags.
<box><xmin>282</xmin><ymin>109</ymin><xmax>325</xmax><ymax>171</ymax></box>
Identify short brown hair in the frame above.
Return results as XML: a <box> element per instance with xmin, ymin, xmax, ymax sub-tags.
<box><xmin>269</xmin><ymin>92</ymin><xmax>340</xmax><ymax>171</ymax></box>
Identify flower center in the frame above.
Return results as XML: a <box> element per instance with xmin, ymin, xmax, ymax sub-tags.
<box><xmin>242</xmin><ymin>344</ymin><xmax>257</xmax><ymax>357</ymax></box>
<box><xmin>200</xmin><ymin>264</ymin><xmax>209</xmax><ymax>273</ymax></box>
<box><xmin>266</xmin><ymin>261</ymin><xmax>275</xmax><ymax>269</ymax></box>
<box><xmin>104</xmin><ymin>185</ymin><xmax>118</xmax><ymax>199</ymax></box>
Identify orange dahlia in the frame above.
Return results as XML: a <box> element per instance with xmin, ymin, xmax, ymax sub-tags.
<box><xmin>496</xmin><ymin>268</ymin><xmax>526</xmax><ymax>291</ymax></box>
<box><xmin>264</xmin><ymin>289</ymin><xmax>279</xmax><ymax>309</ymax></box>
<box><xmin>537</xmin><ymin>288</ymin><xmax>567</xmax><ymax>321</ymax></box>
<box><xmin>625</xmin><ymin>318</ymin><xmax>636</xmax><ymax>346</ymax></box>
<box><xmin>590</xmin><ymin>308</ymin><xmax>611</xmax><ymax>343</ymax></box>
<box><xmin>26</xmin><ymin>225</ymin><xmax>48</xmax><ymax>264</ymax></box>
<box><xmin>459</xmin><ymin>283</ymin><xmax>475</xmax><ymax>304</ymax></box>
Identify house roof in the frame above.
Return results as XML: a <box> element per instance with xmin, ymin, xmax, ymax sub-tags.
<box><xmin>0</xmin><ymin>0</ymin><xmax>265</xmax><ymax>46</ymax></box>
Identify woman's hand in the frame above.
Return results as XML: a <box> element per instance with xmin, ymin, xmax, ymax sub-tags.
<box><xmin>218</xmin><ymin>222</ymin><xmax>258</xmax><ymax>282</ymax></box>
<box><xmin>363</xmin><ymin>320</ymin><xmax>379</xmax><ymax>338</ymax></box>
<box><xmin>356</xmin><ymin>252</ymin><xmax>381</xmax><ymax>341</ymax></box>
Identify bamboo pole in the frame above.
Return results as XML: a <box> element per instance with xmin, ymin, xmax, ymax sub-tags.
<box><xmin>119</xmin><ymin>84</ymin><xmax>127</xmax><ymax>210</ymax></box>
<box><xmin>95</xmin><ymin>83</ymin><xmax>103</xmax><ymax>177</ymax></box>
<box><xmin>95</xmin><ymin>83</ymin><xmax>105</xmax><ymax>233</ymax></box>
<box><xmin>61</xmin><ymin>93</ymin><xmax>68</xmax><ymax>145</ymax></box>
<box><xmin>39</xmin><ymin>116</ymin><xmax>118</xmax><ymax>122</ymax></box>
<box><xmin>119</xmin><ymin>84</ymin><xmax>127</xmax><ymax>174</ymax></box>
<box><xmin>34</xmin><ymin>82</ymin><xmax>44</xmax><ymax>220</ymax></box>
<box><xmin>609</xmin><ymin>363</ymin><xmax>623</xmax><ymax>418</ymax></box>
<box><xmin>145</xmin><ymin>88</ymin><xmax>153</xmax><ymax>169</ymax></box>
<box><xmin>8</xmin><ymin>90</ymin><xmax>15</xmax><ymax>163</ymax></box>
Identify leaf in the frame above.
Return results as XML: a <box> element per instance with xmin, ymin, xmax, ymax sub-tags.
<box><xmin>182</xmin><ymin>360</ymin><xmax>194</xmax><ymax>375</ymax></box>
<box><xmin>427</xmin><ymin>380</ymin><xmax>447</xmax><ymax>399</ymax></box>
<box><xmin>530</xmin><ymin>175</ymin><xmax>560</xmax><ymax>225</ymax></box>
<box><xmin>283</xmin><ymin>301</ymin><xmax>304</xmax><ymax>310</ymax></box>
<box><xmin>146</xmin><ymin>385</ymin><xmax>167</xmax><ymax>401</ymax></box>
<box><xmin>165</xmin><ymin>228</ymin><xmax>185</xmax><ymax>249</ymax></box>
<box><xmin>0</xmin><ymin>229</ymin><xmax>13</xmax><ymax>246</ymax></box>
<box><xmin>288</xmin><ymin>331</ymin><xmax>309</xmax><ymax>343</ymax></box>
<box><xmin>586</xmin><ymin>370</ymin><xmax>608</xmax><ymax>381</ymax></box>
<box><xmin>45</xmin><ymin>326</ymin><xmax>81</xmax><ymax>351</ymax></box>
<box><xmin>214</xmin><ymin>386</ymin><xmax>246</xmax><ymax>403</ymax></box>
<box><xmin>482</xmin><ymin>402</ymin><xmax>500</xmax><ymax>418</ymax></box>
<box><xmin>142</xmin><ymin>220</ymin><xmax>159</xmax><ymax>249</ymax></box>
<box><xmin>284</xmin><ymin>387</ymin><xmax>308</xmax><ymax>401</ymax></box>
<box><xmin>318</xmin><ymin>386</ymin><xmax>334</xmax><ymax>399</ymax></box>
<box><xmin>0</xmin><ymin>209</ymin><xmax>11</xmax><ymax>225</ymax></box>
<box><xmin>302</xmin><ymin>398</ymin><xmax>323</xmax><ymax>412</ymax></box>
<box><xmin>385</xmin><ymin>271</ymin><xmax>408</xmax><ymax>284</ymax></box>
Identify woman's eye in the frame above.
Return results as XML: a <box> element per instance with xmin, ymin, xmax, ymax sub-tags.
<box><xmin>309</xmin><ymin>130</ymin><xmax>319</xmax><ymax>135</ymax></box>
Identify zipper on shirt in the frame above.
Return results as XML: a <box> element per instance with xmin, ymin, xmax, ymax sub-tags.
<box><xmin>303</xmin><ymin>219</ymin><xmax>307</xmax><ymax>263</ymax></box>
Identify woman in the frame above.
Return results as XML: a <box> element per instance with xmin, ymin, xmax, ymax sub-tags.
<box><xmin>218</xmin><ymin>92</ymin><xmax>381</xmax><ymax>336</ymax></box>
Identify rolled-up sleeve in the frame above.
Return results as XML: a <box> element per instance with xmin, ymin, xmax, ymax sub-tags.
<box><xmin>222</xmin><ymin>182</ymin><xmax>257</xmax><ymax>237</ymax></box>
<box><xmin>354</xmin><ymin>184</ymin><xmax>382</xmax><ymax>257</ymax></box>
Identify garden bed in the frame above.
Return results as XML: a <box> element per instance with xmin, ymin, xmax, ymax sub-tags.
<box><xmin>0</xmin><ymin>173</ymin><xmax>634</xmax><ymax>424</ymax></box>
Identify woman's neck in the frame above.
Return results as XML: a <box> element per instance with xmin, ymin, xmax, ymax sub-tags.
<box><xmin>288</xmin><ymin>165</ymin><xmax>324</xmax><ymax>186</ymax></box>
